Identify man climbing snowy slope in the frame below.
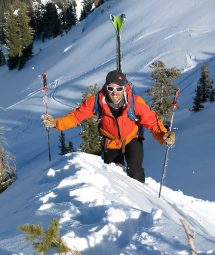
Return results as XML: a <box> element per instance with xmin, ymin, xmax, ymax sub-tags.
<box><xmin>41</xmin><ymin>70</ymin><xmax>175</xmax><ymax>183</ymax></box>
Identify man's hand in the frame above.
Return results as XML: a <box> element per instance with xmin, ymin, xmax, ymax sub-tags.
<box><xmin>41</xmin><ymin>114</ymin><xmax>56</xmax><ymax>129</ymax></box>
<box><xmin>163</xmin><ymin>131</ymin><xmax>175</xmax><ymax>145</ymax></box>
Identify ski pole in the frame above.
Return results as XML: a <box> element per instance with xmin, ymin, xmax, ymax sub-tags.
<box><xmin>158</xmin><ymin>88</ymin><xmax>180</xmax><ymax>198</ymax></box>
<box><xmin>110</xmin><ymin>14</ymin><xmax>126</xmax><ymax>72</ymax></box>
<box><xmin>41</xmin><ymin>73</ymin><xmax>52</xmax><ymax>162</ymax></box>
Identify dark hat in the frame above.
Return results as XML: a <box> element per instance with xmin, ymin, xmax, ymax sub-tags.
<box><xmin>105</xmin><ymin>70</ymin><xmax>127</xmax><ymax>86</ymax></box>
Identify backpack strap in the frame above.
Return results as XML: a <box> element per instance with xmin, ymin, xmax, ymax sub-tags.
<box><xmin>127</xmin><ymin>89</ymin><xmax>144</xmax><ymax>137</ymax></box>
<box><xmin>128</xmin><ymin>95</ymin><xmax>139</xmax><ymax>121</ymax></box>
<box><xmin>94</xmin><ymin>92</ymin><xmax>101</xmax><ymax>118</ymax></box>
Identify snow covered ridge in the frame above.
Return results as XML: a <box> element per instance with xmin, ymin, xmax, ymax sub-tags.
<box><xmin>45</xmin><ymin>153</ymin><xmax>215</xmax><ymax>255</ymax></box>
<box><xmin>2</xmin><ymin>152</ymin><xmax>214</xmax><ymax>255</ymax></box>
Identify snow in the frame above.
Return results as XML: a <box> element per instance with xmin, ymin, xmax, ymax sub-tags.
<box><xmin>0</xmin><ymin>0</ymin><xmax>215</xmax><ymax>254</ymax></box>
<box><xmin>75</xmin><ymin>0</ymin><xmax>83</xmax><ymax>20</ymax></box>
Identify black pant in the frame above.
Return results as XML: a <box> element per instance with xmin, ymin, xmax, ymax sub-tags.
<box><xmin>103</xmin><ymin>138</ymin><xmax>145</xmax><ymax>183</ymax></box>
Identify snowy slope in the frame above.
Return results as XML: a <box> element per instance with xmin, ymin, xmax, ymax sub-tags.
<box><xmin>0</xmin><ymin>0</ymin><xmax>215</xmax><ymax>254</ymax></box>
<box><xmin>0</xmin><ymin>152</ymin><xmax>215</xmax><ymax>254</ymax></box>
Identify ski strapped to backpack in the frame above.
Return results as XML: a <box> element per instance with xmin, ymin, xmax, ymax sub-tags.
<box><xmin>110</xmin><ymin>14</ymin><xmax>126</xmax><ymax>72</ymax></box>
<box><xmin>95</xmin><ymin>14</ymin><xmax>144</xmax><ymax>146</ymax></box>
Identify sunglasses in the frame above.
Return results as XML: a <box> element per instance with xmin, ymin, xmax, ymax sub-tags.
<box><xmin>106</xmin><ymin>86</ymin><xmax>124</xmax><ymax>92</ymax></box>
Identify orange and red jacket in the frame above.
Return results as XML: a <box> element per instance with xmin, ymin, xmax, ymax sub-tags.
<box><xmin>55</xmin><ymin>85</ymin><xmax>167</xmax><ymax>149</ymax></box>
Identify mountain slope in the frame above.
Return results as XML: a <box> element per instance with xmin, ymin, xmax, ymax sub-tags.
<box><xmin>0</xmin><ymin>0</ymin><xmax>215</xmax><ymax>254</ymax></box>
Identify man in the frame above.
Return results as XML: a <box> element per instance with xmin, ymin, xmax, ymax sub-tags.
<box><xmin>41</xmin><ymin>70</ymin><xmax>175</xmax><ymax>183</ymax></box>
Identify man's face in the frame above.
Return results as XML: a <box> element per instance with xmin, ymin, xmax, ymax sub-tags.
<box><xmin>106</xmin><ymin>83</ymin><xmax>124</xmax><ymax>104</ymax></box>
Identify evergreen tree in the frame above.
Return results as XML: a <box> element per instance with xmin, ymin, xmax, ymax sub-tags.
<box><xmin>0</xmin><ymin>170</ymin><xmax>12</xmax><ymax>193</ymax></box>
<box><xmin>59</xmin><ymin>0</ymin><xmax>77</xmax><ymax>33</ymax></box>
<box><xmin>197</xmin><ymin>64</ymin><xmax>213</xmax><ymax>103</ymax></box>
<box><xmin>59</xmin><ymin>1</ymin><xmax>67</xmax><ymax>32</ymax></box>
<box><xmin>192</xmin><ymin>85</ymin><xmax>204</xmax><ymax>111</ymax></box>
<box><xmin>59</xmin><ymin>131</ymin><xmax>75</xmax><ymax>155</ymax></box>
<box><xmin>4</xmin><ymin>5</ymin><xmax>21</xmax><ymax>69</ymax></box>
<box><xmin>0</xmin><ymin>128</ymin><xmax>16</xmax><ymax>193</ymax></box>
<box><xmin>4</xmin><ymin>2</ymin><xmax>34</xmax><ymax>70</ymax></box>
<box><xmin>43</xmin><ymin>3</ymin><xmax>62</xmax><ymax>38</ymax></box>
<box><xmin>64</xmin><ymin>1</ymin><xmax>77</xmax><ymax>32</ymax></box>
<box><xmin>59</xmin><ymin>131</ymin><xmax>67</xmax><ymax>155</ymax></box>
<box><xmin>0</xmin><ymin>0</ymin><xmax>14</xmax><ymax>24</ymax></box>
<box><xmin>208</xmin><ymin>88</ymin><xmax>215</xmax><ymax>102</ymax></box>
<box><xmin>80</xmin><ymin>0</ymin><xmax>93</xmax><ymax>21</ymax></box>
<box><xmin>192</xmin><ymin>64</ymin><xmax>214</xmax><ymax>110</ymax></box>
<box><xmin>147</xmin><ymin>60</ymin><xmax>181</xmax><ymax>125</ymax></box>
<box><xmin>68</xmin><ymin>141</ymin><xmax>75</xmax><ymax>153</ymax></box>
<box><xmin>29</xmin><ymin>3</ymin><xmax>44</xmax><ymax>39</ymax></box>
<box><xmin>79</xmin><ymin>84</ymin><xmax>102</xmax><ymax>155</ymax></box>
<box><xmin>18</xmin><ymin>218</ymin><xmax>77</xmax><ymax>255</ymax></box>
<box><xmin>16</xmin><ymin>2</ymin><xmax>34</xmax><ymax>69</ymax></box>
<box><xmin>0</xmin><ymin>21</ymin><xmax>5</xmax><ymax>43</ymax></box>
<box><xmin>0</xmin><ymin>47</ymin><xmax>6</xmax><ymax>65</ymax></box>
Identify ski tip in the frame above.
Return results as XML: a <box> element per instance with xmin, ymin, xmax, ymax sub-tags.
<box><xmin>120</xmin><ymin>13</ymin><xmax>126</xmax><ymax>21</ymax></box>
<box><xmin>110</xmin><ymin>14</ymin><xmax>114</xmax><ymax>21</ymax></box>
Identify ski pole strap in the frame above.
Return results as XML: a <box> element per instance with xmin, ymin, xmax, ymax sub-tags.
<box><xmin>172</xmin><ymin>88</ymin><xmax>180</xmax><ymax>110</ymax></box>
<box><xmin>42</xmin><ymin>73</ymin><xmax>48</xmax><ymax>93</ymax></box>
<box><xmin>41</xmin><ymin>73</ymin><xmax>49</xmax><ymax>114</ymax></box>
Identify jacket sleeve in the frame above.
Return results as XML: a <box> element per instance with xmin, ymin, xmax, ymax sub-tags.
<box><xmin>55</xmin><ymin>95</ymin><xmax>96</xmax><ymax>131</ymax></box>
<box><xmin>134</xmin><ymin>95</ymin><xmax>167</xmax><ymax>144</ymax></box>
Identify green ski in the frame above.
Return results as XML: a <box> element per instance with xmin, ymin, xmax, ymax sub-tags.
<box><xmin>110</xmin><ymin>14</ymin><xmax>126</xmax><ymax>72</ymax></box>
